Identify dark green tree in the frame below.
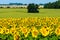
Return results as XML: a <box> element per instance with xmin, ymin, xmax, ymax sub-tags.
<box><xmin>27</xmin><ymin>3</ymin><xmax>39</xmax><ymax>13</ymax></box>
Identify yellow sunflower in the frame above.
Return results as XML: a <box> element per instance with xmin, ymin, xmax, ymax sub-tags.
<box><xmin>14</xmin><ymin>34</ymin><xmax>20</xmax><ymax>40</ymax></box>
<box><xmin>55</xmin><ymin>28</ymin><xmax>60</xmax><ymax>36</ymax></box>
<box><xmin>24</xmin><ymin>28</ymin><xmax>30</xmax><ymax>38</ymax></box>
<box><xmin>21</xmin><ymin>27</ymin><xmax>30</xmax><ymax>38</ymax></box>
<box><xmin>5</xmin><ymin>29</ymin><xmax>10</xmax><ymax>34</ymax></box>
<box><xmin>40</xmin><ymin>27</ymin><xmax>49</xmax><ymax>37</ymax></box>
<box><xmin>0</xmin><ymin>28</ymin><xmax>4</xmax><ymax>34</ymax></box>
<box><xmin>10</xmin><ymin>27</ymin><xmax>17</xmax><ymax>35</ymax></box>
<box><xmin>31</xmin><ymin>28</ymin><xmax>39</xmax><ymax>38</ymax></box>
<box><xmin>2</xmin><ymin>27</ymin><xmax>7</xmax><ymax>34</ymax></box>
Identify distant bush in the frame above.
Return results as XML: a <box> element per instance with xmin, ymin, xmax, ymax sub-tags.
<box><xmin>0</xmin><ymin>7</ymin><xmax>3</xmax><ymax>8</ymax></box>
<box><xmin>27</xmin><ymin>3</ymin><xmax>39</xmax><ymax>13</ymax></box>
<box><xmin>7</xmin><ymin>7</ymin><xmax>10</xmax><ymax>8</ymax></box>
<box><xmin>20</xmin><ymin>7</ymin><xmax>23</xmax><ymax>8</ymax></box>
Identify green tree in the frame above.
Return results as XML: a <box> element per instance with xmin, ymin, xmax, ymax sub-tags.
<box><xmin>27</xmin><ymin>3</ymin><xmax>39</xmax><ymax>13</ymax></box>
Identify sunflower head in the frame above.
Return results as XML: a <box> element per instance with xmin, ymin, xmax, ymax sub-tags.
<box><xmin>31</xmin><ymin>28</ymin><xmax>39</xmax><ymax>38</ymax></box>
<box><xmin>40</xmin><ymin>27</ymin><xmax>50</xmax><ymax>37</ymax></box>
<box><xmin>14</xmin><ymin>34</ymin><xmax>20</xmax><ymax>40</ymax></box>
<box><xmin>10</xmin><ymin>27</ymin><xmax>16</xmax><ymax>35</ymax></box>
<box><xmin>0</xmin><ymin>28</ymin><xmax>4</xmax><ymax>34</ymax></box>
<box><xmin>55</xmin><ymin>28</ymin><xmax>60</xmax><ymax>36</ymax></box>
<box><xmin>5</xmin><ymin>29</ymin><xmax>10</xmax><ymax>34</ymax></box>
<box><xmin>21</xmin><ymin>27</ymin><xmax>30</xmax><ymax>38</ymax></box>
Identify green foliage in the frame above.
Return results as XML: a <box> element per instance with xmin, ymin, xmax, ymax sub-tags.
<box><xmin>44</xmin><ymin>1</ymin><xmax>60</xmax><ymax>9</ymax></box>
<box><xmin>27</xmin><ymin>3</ymin><xmax>39</xmax><ymax>13</ymax></box>
<box><xmin>0</xmin><ymin>34</ymin><xmax>14</xmax><ymax>40</ymax></box>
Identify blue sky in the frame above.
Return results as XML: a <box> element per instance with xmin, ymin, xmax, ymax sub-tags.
<box><xmin>0</xmin><ymin>0</ymin><xmax>57</xmax><ymax>4</ymax></box>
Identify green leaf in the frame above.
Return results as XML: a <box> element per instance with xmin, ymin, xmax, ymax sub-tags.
<box><xmin>0</xmin><ymin>34</ymin><xmax>3</xmax><ymax>38</ymax></box>
<box><xmin>58</xmin><ymin>36</ymin><xmax>60</xmax><ymax>39</ymax></box>
<box><xmin>2</xmin><ymin>35</ymin><xmax>7</xmax><ymax>39</ymax></box>
<box><xmin>49</xmin><ymin>38</ymin><xmax>52</xmax><ymax>40</ymax></box>
<box><xmin>24</xmin><ymin>38</ymin><xmax>28</xmax><ymax>40</ymax></box>
<box><xmin>43</xmin><ymin>37</ymin><xmax>48</xmax><ymax>40</ymax></box>
<box><xmin>7</xmin><ymin>35</ymin><xmax>14</xmax><ymax>40</ymax></box>
<box><xmin>28</xmin><ymin>37</ymin><xmax>33</xmax><ymax>40</ymax></box>
<box><xmin>28</xmin><ymin>35</ymin><xmax>33</xmax><ymax>40</ymax></box>
<box><xmin>39</xmin><ymin>38</ymin><xmax>43</xmax><ymax>40</ymax></box>
<box><xmin>52</xmin><ymin>36</ymin><xmax>58</xmax><ymax>40</ymax></box>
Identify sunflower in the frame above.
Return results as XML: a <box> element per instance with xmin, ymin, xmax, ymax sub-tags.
<box><xmin>0</xmin><ymin>28</ymin><xmax>4</xmax><ymax>34</ymax></box>
<box><xmin>31</xmin><ymin>26</ymin><xmax>36</xmax><ymax>30</ymax></box>
<box><xmin>10</xmin><ymin>27</ymin><xmax>17</xmax><ymax>35</ymax></box>
<box><xmin>55</xmin><ymin>28</ymin><xmax>60</xmax><ymax>36</ymax></box>
<box><xmin>21</xmin><ymin>27</ymin><xmax>27</xmax><ymax>33</ymax></box>
<box><xmin>24</xmin><ymin>28</ymin><xmax>30</xmax><ymax>38</ymax></box>
<box><xmin>40</xmin><ymin>27</ymin><xmax>49</xmax><ymax>37</ymax></box>
<box><xmin>5</xmin><ymin>29</ymin><xmax>10</xmax><ymax>34</ymax></box>
<box><xmin>14</xmin><ymin>34</ymin><xmax>20</xmax><ymax>40</ymax></box>
<box><xmin>2</xmin><ymin>27</ymin><xmax>7</xmax><ymax>34</ymax></box>
<box><xmin>31</xmin><ymin>28</ymin><xmax>39</xmax><ymax>38</ymax></box>
<box><xmin>21</xmin><ymin>27</ymin><xmax>30</xmax><ymax>38</ymax></box>
<box><xmin>2</xmin><ymin>27</ymin><xmax>7</xmax><ymax>30</ymax></box>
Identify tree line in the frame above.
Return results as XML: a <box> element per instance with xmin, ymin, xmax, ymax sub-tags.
<box><xmin>9</xmin><ymin>3</ymin><xmax>27</xmax><ymax>5</ymax></box>
<box><xmin>0</xmin><ymin>0</ymin><xmax>60</xmax><ymax>9</ymax></box>
<box><xmin>44</xmin><ymin>0</ymin><xmax>60</xmax><ymax>9</ymax></box>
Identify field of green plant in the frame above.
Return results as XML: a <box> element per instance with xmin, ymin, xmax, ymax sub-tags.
<box><xmin>0</xmin><ymin>8</ymin><xmax>60</xmax><ymax>18</ymax></box>
<box><xmin>0</xmin><ymin>8</ymin><xmax>60</xmax><ymax>40</ymax></box>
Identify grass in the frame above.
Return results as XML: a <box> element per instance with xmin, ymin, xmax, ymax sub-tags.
<box><xmin>0</xmin><ymin>8</ymin><xmax>60</xmax><ymax>18</ymax></box>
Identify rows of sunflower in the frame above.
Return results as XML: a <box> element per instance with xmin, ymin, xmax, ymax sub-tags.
<box><xmin>0</xmin><ymin>17</ymin><xmax>60</xmax><ymax>40</ymax></box>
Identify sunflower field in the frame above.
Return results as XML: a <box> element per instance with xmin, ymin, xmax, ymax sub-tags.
<box><xmin>0</xmin><ymin>17</ymin><xmax>60</xmax><ymax>40</ymax></box>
